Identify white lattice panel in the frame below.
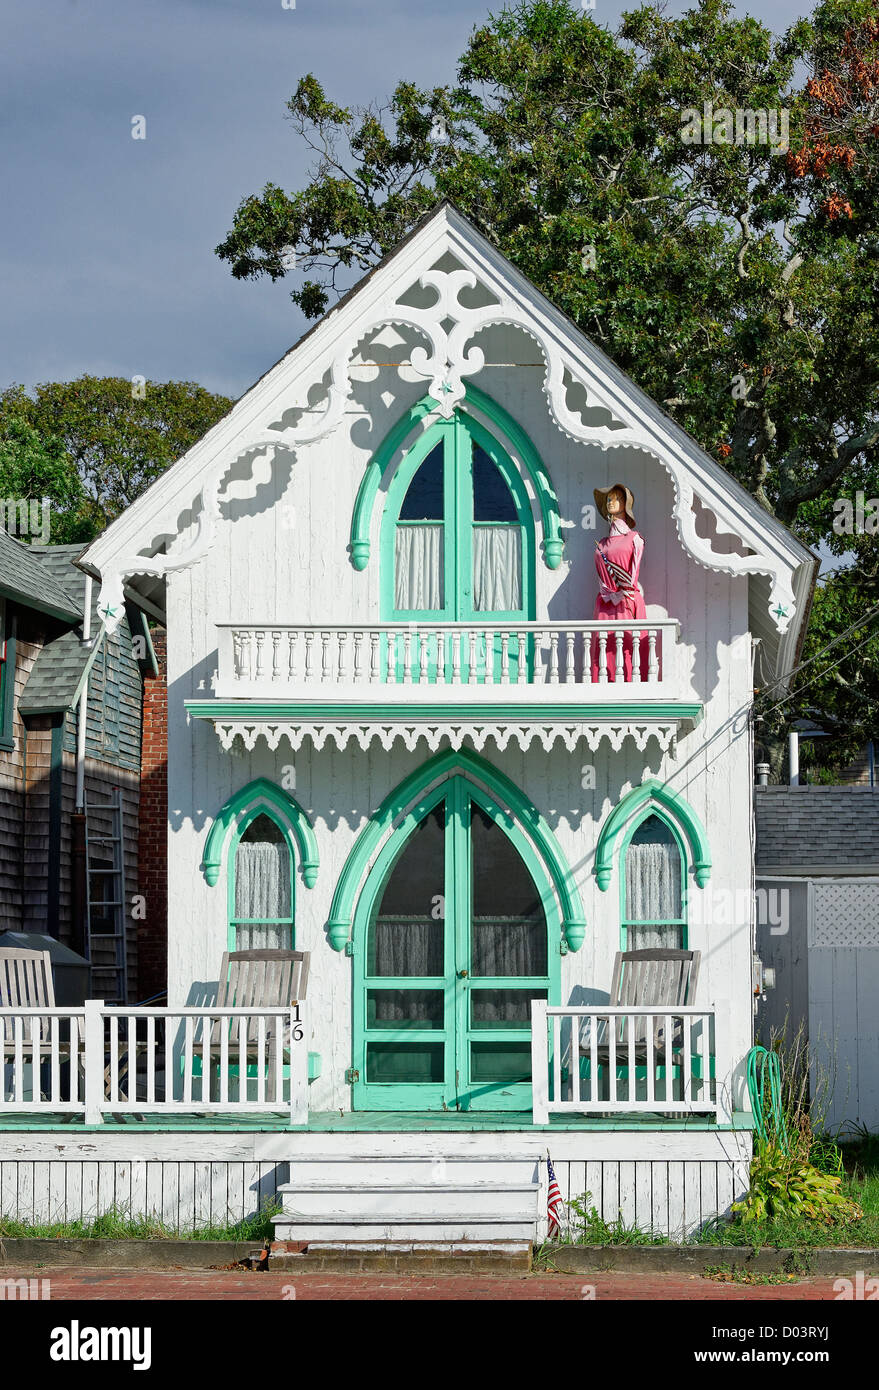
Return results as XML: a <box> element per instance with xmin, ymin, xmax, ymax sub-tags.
<box><xmin>809</xmin><ymin>881</ymin><xmax>879</xmax><ymax>947</ymax></box>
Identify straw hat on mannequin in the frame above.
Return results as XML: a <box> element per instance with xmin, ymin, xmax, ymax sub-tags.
<box><xmin>593</xmin><ymin>483</ymin><xmax>636</xmax><ymax>530</ymax></box>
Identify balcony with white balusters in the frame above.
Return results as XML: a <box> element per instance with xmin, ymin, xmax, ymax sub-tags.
<box><xmin>215</xmin><ymin>620</ymin><xmax>688</xmax><ymax>698</ymax></box>
<box><xmin>188</xmin><ymin>620</ymin><xmax>701</xmax><ymax>752</ymax></box>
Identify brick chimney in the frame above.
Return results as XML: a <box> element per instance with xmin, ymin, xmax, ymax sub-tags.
<box><xmin>137</xmin><ymin>627</ymin><xmax>167</xmax><ymax>999</ymax></box>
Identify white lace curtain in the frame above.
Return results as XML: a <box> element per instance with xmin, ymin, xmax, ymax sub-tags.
<box><xmin>473</xmin><ymin>526</ymin><xmax>521</xmax><ymax>612</ymax></box>
<box><xmin>625</xmin><ymin>838</ymin><xmax>683</xmax><ymax>950</ymax></box>
<box><xmin>394</xmin><ymin>524</ymin><xmax>521</xmax><ymax>613</ymax></box>
<box><xmin>373</xmin><ymin>920</ymin><xmax>443</xmax><ymax>977</ymax></box>
<box><xmin>395</xmin><ymin>525</ymin><xmax>444</xmax><ymax>610</ymax></box>
<box><xmin>235</xmin><ymin>841</ymin><xmax>290</xmax><ymax>920</ymax></box>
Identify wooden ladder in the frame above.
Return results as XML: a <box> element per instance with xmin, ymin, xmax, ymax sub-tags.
<box><xmin>84</xmin><ymin>786</ymin><xmax>127</xmax><ymax>1003</ymax></box>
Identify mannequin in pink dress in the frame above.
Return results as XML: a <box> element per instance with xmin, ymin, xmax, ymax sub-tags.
<box><xmin>590</xmin><ymin>483</ymin><xmax>648</xmax><ymax>682</ymax></box>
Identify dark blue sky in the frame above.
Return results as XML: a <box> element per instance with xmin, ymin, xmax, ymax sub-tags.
<box><xmin>1</xmin><ymin>0</ymin><xmax>805</xmax><ymax>401</ymax></box>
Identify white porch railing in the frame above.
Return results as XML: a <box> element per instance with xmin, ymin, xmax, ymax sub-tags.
<box><xmin>531</xmin><ymin>1001</ymin><xmax>719</xmax><ymax>1125</ymax></box>
<box><xmin>0</xmin><ymin>1002</ymin><xmax>308</xmax><ymax>1125</ymax></box>
<box><xmin>215</xmin><ymin>620</ymin><xmax>681</xmax><ymax>700</ymax></box>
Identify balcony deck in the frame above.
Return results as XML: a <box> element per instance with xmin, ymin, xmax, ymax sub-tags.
<box><xmin>188</xmin><ymin>621</ymin><xmax>701</xmax><ymax>752</ymax></box>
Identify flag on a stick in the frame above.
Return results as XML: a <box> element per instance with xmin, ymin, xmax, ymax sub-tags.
<box><xmin>546</xmin><ymin>1153</ymin><xmax>563</xmax><ymax>1238</ymax></box>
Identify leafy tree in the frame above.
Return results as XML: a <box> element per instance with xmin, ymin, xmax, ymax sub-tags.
<box><xmin>216</xmin><ymin>0</ymin><xmax>879</xmax><ymax>531</ymax></box>
<box><xmin>217</xmin><ymin>0</ymin><xmax>879</xmax><ymax>775</ymax></box>
<box><xmin>0</xmin><ymin>416</ymin><xmax>89</xmax><ymax>544</ymax></box>
<box><xmin>0</xmin><ymin>377</ymin><xmax>234</xmax><ymax>540</ymax></box>
<box><xmin>755</xmin><ymin>573</ymin><xmax>879</xmax><ymax>779</ymax></box>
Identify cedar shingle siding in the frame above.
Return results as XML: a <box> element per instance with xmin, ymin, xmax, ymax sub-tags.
<box><xmin>0</xmin><ymin>542</ymin><xmax>158</xmax><ymax>998</ymax></box>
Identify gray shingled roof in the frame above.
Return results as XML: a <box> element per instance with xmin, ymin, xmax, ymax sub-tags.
<box><xmin>17</xmin><ymin>545</ymin><xmax>103</xmax><ymax>714</ymax></box>
<box><xmin>0</xmin><ymin>530</ymin><xmax>82</xmax><ymax>622</ymax></box>
<box><xmin>755</xmin><ymin>786</ymin><xmax>879</xmax><ymax>868</ymax></box>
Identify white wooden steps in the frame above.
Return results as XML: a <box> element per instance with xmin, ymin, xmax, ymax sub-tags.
<box><xmin>273</xmin><ymin>1153</ymin><xmax>539</xmax><ymax>1245</ymax></box>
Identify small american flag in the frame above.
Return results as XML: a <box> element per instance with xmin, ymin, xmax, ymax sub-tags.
<box><xmin>546</xmin><ymin>1154</ymin><xmax>563</xmax><ymax>1238</ymax></box>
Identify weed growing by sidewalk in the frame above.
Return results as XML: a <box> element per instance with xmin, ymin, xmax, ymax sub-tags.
<box><xmin>0</xmin><ymin>1201</ymin><xmax>280</xmax><ymax>1242</ymax></box>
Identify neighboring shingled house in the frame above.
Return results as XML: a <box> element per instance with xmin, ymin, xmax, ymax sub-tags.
<box><xmin>0</xmin><ymin>534</ymin><xmax>158</xmax><ymax>1000</ymax></box>
<box><xmin>755</xmin><ymin>785</ymin><xmax>879</xmax><ymax>1134</ymax></box>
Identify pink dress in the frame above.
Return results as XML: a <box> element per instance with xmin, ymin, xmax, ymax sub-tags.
<box><xmin>590</xmin><ymin>519</ymin><xmax>648</xmax><ymax>682</ymax></box>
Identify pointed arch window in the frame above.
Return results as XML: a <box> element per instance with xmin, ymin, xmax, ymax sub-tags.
<box><xmin>230</xmin><ymin>812</ymin><xmax>295</xmax><ymax>951</ymax></box>
<box><xmin>384</xmin><ymin>412</ymin><xmax>534</xmax><ymax>623</ymax></box>
<box><xmin>622</xmin><ymin>813</ymin><xmax>687</xmax><ymax>950</ymax></box>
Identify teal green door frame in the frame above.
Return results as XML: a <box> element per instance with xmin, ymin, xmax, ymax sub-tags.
<box><xmin>351</xmin><ymin>775</ymin><xmax>560</xmax><ymax>1112</ymax></box>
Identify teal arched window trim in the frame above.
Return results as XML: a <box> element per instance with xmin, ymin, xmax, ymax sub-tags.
<box><xmin>593</xmin><ymin>779</ymin><xmax>711</xmax><ymax>893</ymax></box>
<box><xmin>226</xmin><ymin>803</ymin><xmax>297</xmax><ymax>952</ymax></box>
<box><xmin>618</xmin><ymin>807</ymin><xmax>689</xmax><ymax>950</ymax></box>
<box><xmin>379</xmin><ymin>408</ymin><xmax>535</xmax><ymax>622</ymax></box>
<box><xmin>326</xmin><ymin>747</ymin><xmax>585</xmax><ymax>952</ymax></box>
<box><xmin>202</xmin><ymin>777</ymin><xmax>319</xmax><ymax>890</ymax></box>
<box><xmin>351</xmin><ymin>774</ymin><xmax>562</xmax><ymax>1109</ymax></box>
<box><xmin>349</xmin><ymin>384</ymin><xmax>564</xmax><ymax>573</ymax></box>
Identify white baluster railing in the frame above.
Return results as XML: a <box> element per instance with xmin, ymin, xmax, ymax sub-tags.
<box><xmin>0</xmin><ymin>1008</ymin><xmax>85</xmax><ymax>1112</ymax></box>
<box><xmin>531</xmin><ymin>1002</ymin><xmax>717</xmax><ymax>1124</ymax></box>
<box><xmin>217</xmin><ymin>621</ymin><xmax>679</xmax><ymax>698</ymax></box>
<box><xmin>1</xmin><ymin>1003</ymin><xmax>309</xmax><ymax>1125</ymax></box>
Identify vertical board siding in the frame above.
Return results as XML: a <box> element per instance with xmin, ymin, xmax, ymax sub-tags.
<box><xmin>0</xmin><ymin>1160</ymin><xmax>286</xmax><ymax>1231</ymax></box>
<box><xmin>810</xmin><ymin>946</ymin><xmax>879</xmax><ymax>1133</ymax></box>
<box><xmin>0</xmin><ymin>1156</ymin><xmax>743</xmax><ymax>1239</ymax></box>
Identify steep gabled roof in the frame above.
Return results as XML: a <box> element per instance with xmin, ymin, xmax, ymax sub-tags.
<box><xmin>11</xmin><ymin>544</ymin><xmax>154</xmax><ymax>716</ymax></box>
<box><xmin>0</xmin><ymin>529</ymin><xmax>82</xmax><ymax>622</ymax></box>
<box><xmin>79</xmin><ymin>202</ymin><xmax>817</xmax><ymax>680</ymax></box>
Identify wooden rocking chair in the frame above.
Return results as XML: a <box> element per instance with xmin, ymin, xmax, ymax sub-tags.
<box><xmin>0</xmin><ymin>948</ymin><xmax>68</xmax><ymax>1100</ymax></box>
<box><xmin>195</xmin><ymin>949</ymin><xmax>310</xmax><ymax>1101</ymax></box>
<box><xmin>585</xmin><ymin>948</ymin><xmax>702</xmax><ymax>1099</ymax></box>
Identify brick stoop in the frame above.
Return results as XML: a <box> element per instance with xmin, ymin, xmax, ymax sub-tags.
<box><xmin>249</xmin><ymin>1240</ymin><xmax>532</xmax><ymax>1274</ymax></box>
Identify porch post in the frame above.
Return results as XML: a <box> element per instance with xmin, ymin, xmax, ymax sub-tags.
<box><xmin>83</xmin><ymin>999</ymin><xmax>104</xmax><ymax>1126</ymax></box>
<box><xmin>712</xmin><ymin>1003</ymin><xmax>733</xmax><ymax>1124</ymax></box>
<box><xmin>288</xmin><ymin>1004</ymin><xmax>308</xmax><ymax>1126</ymax></box>
<box><xmin>531</xmin><ymin>999</ymin><xmax>549</xmax><ymax>1125</ymax></box>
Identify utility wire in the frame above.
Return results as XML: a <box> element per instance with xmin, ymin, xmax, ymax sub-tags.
<box><xmin>758</xmin><ymin>626</ymin><xmax>879</xmax><ymax>720</ymax></box>
<box><xmin>755</xmin><ymin>600</ymin><xmax>879</xmax><ymax>703</ymax></box>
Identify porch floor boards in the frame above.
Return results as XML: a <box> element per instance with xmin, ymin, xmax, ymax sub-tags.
<box><xmin>0</xmin><ymin>1110</ymin><xmax>754</xmax><ymax>1133</ymax></box>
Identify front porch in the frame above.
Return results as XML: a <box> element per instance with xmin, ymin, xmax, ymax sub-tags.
<box><xmin>0</xmin><ymin>1114</ymin><xmax>753</xmax><ymax>1243</ymax></box>
<box><xmin>1</xmin><ymin>999</ymin><xmax>731</xmax><ymax>1127</ymax></box>
<box><xmin>1</xmin><ymin>997</ymin><xmax>750</xmax><ymax>1242</ymax></box>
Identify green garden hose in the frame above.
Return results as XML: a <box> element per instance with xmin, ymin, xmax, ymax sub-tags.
<box><xmin>746</xmin><ymin>1044</ymin><xmax>788</xmax><ymax>1153</ymax></box>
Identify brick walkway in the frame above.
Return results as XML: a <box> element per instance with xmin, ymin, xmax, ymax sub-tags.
<box><xmin>0</xmin><ymin>1268</ymin><xmax>847</xmax><ymax>1300</ymax></box>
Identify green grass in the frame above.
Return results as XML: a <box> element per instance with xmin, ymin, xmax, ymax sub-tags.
<box><xmin>0</xmin><ymin>1201</ymin><xmax>280</xmax><ymax>1243</ymax></box>
<box><xmin>556</xmin><ymin>1193</ymin><xmax>670</xmax><ymax>1246</ymax></box>
<box><xmin>698</xmin><ymin>1135</ymin><xmax>879</xmax><ymax>1250</ymax></box>
<box><xmin>549</xmin><ymin>1135</ymin><xmax>879</xmax><ymax>1250</ymax></box>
